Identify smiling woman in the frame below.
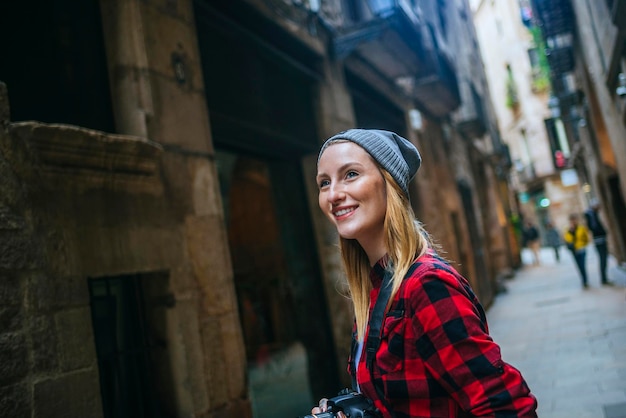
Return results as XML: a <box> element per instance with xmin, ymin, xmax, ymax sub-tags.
<box><xmin>310</xmin><ymin>129</ymin><xmax>538</xmax><ymax>418</ymax></box>
<box><xmin>317</xmin><ymin>141</ymin><xmax>388</xmax><ymax>263</ymax></box>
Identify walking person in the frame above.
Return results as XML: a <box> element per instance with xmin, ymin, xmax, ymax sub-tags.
<box><xmin>584</xmin><ymin>200</ymin><xmax>611</xmax><ymax>285</ymax></box>
<box><xmin>522</xmin><ymin>221</ymin><xmax>541</xmax><ymax>266</ymax></box>
<box><xmin>310</xmin><ymin>129</ymin><xmax>537</xmax><ymax>417</ymax></box>
<box><xmin>564</xmin><ymin>214</ymin><xmax>590</xmax><ymax>288</ymax></box>
<box><xmin>544</xmin><ymin>221</ymin><xmax>561</xmax><ymax>262</ymax></box>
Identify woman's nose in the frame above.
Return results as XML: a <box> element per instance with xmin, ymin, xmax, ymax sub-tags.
<box><xmin>327</xmin><ymin>183</ymin><xmax>345</xmax><ymax>203</ymax></box>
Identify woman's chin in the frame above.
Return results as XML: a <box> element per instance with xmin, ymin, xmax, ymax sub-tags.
<box><xmin>337</xmin><ymin>230</ymin><xmax>358</xmax><ymax>240</ymax></box>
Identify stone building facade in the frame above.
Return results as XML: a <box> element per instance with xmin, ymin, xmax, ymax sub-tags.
<box><xmin>1</xmin><ymin>1</ymin><xmax>517</xmax><ymax>417</ymax></box>
<box><xmin>528</xmin><ymin>0</ymin><xmax>626</xmax><ymax>263</ymax></box>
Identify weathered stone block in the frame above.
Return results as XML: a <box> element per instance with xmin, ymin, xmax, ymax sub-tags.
<box><xmin>30</xmin><ymin>273</ymin><xmax>89</xmax><ymax>311</ymax></box>
<box><xmin>149</xmin><ymin>75</ymin><xmax>213</xmax><ymax>153</ymax></box>
<box><xmin>201</xmin><ymin>315</ymin><xmax>229</xmax><ymax>408</ymax></box>
<box><xmin>55</xmin><ymin>308</ymin><xmax>97</xmax><ymax>371</ymax></box>
<box><xmin>0</xmin><ymin>305</ymin><xmax>23</xmax><ymax>333</ymax></box>
<box><xmin>160</xmin><ymin>154</ymin><xmax>194</xmax><ymax>217</ymax></box>
<box><xmin>218</xmin><ymin>311</ymin><xmax>247</xmax><ymax>399</ymax></box>
<box><xmin>141</xmin><ymin>4</ymin><xmax>203</xmax><ymax>88</ymax></box>
<box><xmin>31</xmin><ymin>315</ymin><xmax>59</xmax><ymax>374</ymax></box>
<box><xmin>33</xmin><ymin>370</ymin><xmax>102</xmax><ymax>418</ymax></box>
<box><xmin>0</xmin><ymin>235</ymin><xmax>38</xmax><ymax>270</ymax></box>
<box><xmin>0</xmin><ymin>382</ymin><xmax>30</xmax><ymax>418</ymax></box>
<box><xmin>73</xmin><ymin>224</ymin><xmax>183</xmax><ymax>278</ymax></box>
<box><xmin>167</xmin><ymin>297</ymin><xmax>208</xmax><ymax>415</ymax></box>
<box><xmin>185</xmin><ymin>214</ymin><xmax>236</xmax><ymax>316</ymax></box>
<box><xmin>0</xmin><ymin>206</ymin><xmax>25</xmax><ymax>231</ymax></box>
<box><xmin>0</xmin><ymin>332</ymin><xmax>28</xmax><ymax>384</ymax></box>
<box><xmin>0</xmin><ymin>271</ymin><xmax>22</xmax><ymax>304</ymax></box>
<box><xmin>190</xmin><ymin>159</ymin><xmax>222</xmax><ymax>218</ymax></box>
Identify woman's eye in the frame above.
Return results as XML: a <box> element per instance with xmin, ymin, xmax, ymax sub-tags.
<box><xmin>346</xmin><ymin>171</ymin><xmax>358</xmax><ymax>179</ymax></box>
<box><xmin>319</xmin><ymin>179</ymin><xmax>330</xmax><ymax>188</ymax></box>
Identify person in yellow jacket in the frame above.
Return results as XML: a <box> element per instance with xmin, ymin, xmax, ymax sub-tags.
<box><xmin>564</xmin><ymin>214</ymin><xmax>590</xmax><ymax>288</ymax></box>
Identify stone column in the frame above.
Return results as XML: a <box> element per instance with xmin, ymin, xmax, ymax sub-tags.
<box><xmin>99</xmin><ymin>0</ymin><xmax>153</xmax><ymax>137</ymax></box>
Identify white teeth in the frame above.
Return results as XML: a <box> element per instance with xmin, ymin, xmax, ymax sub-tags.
<box><xmin>334</xmin><ymin>208</ymin><xmax>354</xmax><ymax>217</ymax></box>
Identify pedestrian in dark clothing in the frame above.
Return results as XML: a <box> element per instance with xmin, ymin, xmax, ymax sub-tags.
<box><xmin>564</xmin><ymin>214</ymin><xmax>590</xmax><ymax>288</ymax></box>
<box><xmin>310</xmin><ymin>129</ymin><xmax>537</xmax><ymax>418</ymax></box>
<box><xmin>523</xmin><ymin>221</ymin><xmax>541</xmax><ymax>265</ymax></box>
<box><xmin>545</xmin><ymin>221</ymin><xmax>561</xmax><ymax>262</ymax></box>
<box><xmin>584</xmin><ymin>201</ymin><xmax>611</xmax><ymax>285</ymax></box>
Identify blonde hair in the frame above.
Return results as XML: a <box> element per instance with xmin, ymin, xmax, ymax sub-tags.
<box><xmin>339</xmin><ymin>169</ymin><xmax>429</xmax><ymax>341</ymax></box>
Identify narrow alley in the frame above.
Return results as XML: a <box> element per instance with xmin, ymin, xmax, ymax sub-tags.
<box><xmin>487</xmin><ymin>247</ymin><xmax>626</xmax><ymax>418</ymax></box>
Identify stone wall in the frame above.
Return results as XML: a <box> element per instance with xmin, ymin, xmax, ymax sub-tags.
<box><xmin>0</xmin><ymin>81</ymin><xmax>251</xmax><ymax>417</ymax></box>
<box><xmin>1</xmin><ymin>83</ymin><xmax>104</xmax><ymax>417</ymax></box>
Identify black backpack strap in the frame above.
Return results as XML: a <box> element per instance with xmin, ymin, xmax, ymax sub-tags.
<box><xmin>349</xmin><ymin>270</ymin><xmax>392</xmax><ymax>392</ymax></box>
<box><xmin>363</xmin><ymin>261</ymin><xmax>422</xmax><ymax>417</ymax></box>
<box><xmin>365</xmin><ymin>269</ymin><xmax>396</xmax><ymax>417</ymax></box>
<box><xmin>365</xmin><ymin>269</ymin><xmax>394</xmax><ymax>370</ymax></box>
<box><xmin>350</xmin><ymin>328</ymin><xmax>358</xmax><ymax>391</ymax></box>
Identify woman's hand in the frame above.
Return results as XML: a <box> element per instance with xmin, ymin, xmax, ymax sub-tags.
<box><xmin>310</xmin><ymin>398</ymin><xmax>346</xmax><ymax>418</ymax></box>
<box><xmin>310</xmin><ymin>397</ymin><xmax>328</xmax><ymax>415</ymax></box>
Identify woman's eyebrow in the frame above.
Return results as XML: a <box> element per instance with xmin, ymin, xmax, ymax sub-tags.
<box><xmin>317</xmin><ymin>161</ymin><xmax>364</xmax><ymax>179</ymax></box>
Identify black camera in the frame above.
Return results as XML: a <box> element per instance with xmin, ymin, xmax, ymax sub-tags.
<box><xmin>299</xmin><ymin>389</ymin><xmax>380</xmax><ymax>418</ymax></box>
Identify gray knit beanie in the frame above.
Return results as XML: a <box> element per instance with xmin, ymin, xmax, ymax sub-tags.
<box><xmin>317</xmin><ymin>129</ymin><xmax>421</xmax><ymax>196</ymax></box>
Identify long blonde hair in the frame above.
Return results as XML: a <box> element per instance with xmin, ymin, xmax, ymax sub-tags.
<box><xmin>339</xmin><ymin>169</ymin><xmax>429</xmax><ymax>341</ymax></box>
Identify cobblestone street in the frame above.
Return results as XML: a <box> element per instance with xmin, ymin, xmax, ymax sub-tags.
<box><xmin>487</xmin><ymin>246</ymin><xmax>626</xmax><ymax>418</ymax></box>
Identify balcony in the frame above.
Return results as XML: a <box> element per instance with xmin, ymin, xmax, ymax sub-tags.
<box><xmin>410</xmin><ymin>48</ymin><xmax>461</xmax><ymax>117</ymax></box>
<box><xmin>545</xmin><ymin>45</ymin><xmax>575</xmax><ymax>74</ymax></box>
<box><xmin>456</xmin><ymin>81</ymin><xmax>487</xmax><ymax>138</ymax></box>
<box><xmin>557</xmin><ymin>89</ymin><xmax>582</xmax><ymax>108</ymax></box>
<box><xmin>332</xmin><ymin>0</ymin><xmax>460</xmax><ymax>117</ymax></box>
<box><xmin>531</xmin><ymin>0</ymin><xmax>575</xmax><ymax>38</ymax></box>
<box><xmin>332</xmin><ymin>0</ymin><xmax>422</xmax><ymax>64</ymax></box>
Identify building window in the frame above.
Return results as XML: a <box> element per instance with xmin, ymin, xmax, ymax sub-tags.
<box><xmin>89</xmin><ymin>273</ymin><xmax>170</xmax><ymax>418</ymax></box>
<box><xmin>506</xmin><ymin>64</ymin><xmax>520</xmax><ymax>109</ymax></box>
<box><xmin>528</xmin><ymin>49</ymin><xmax>550</xmax><ymax>93</ymax></box>
<box><xmin>545</xmin><ymin>117</ymin><xmax>572</xmax><ymax>169</ymax></box>
<box><xmin>528</xmin><ymin>48</ymin><xmax>540</xmax><ymax>68</ymax></box>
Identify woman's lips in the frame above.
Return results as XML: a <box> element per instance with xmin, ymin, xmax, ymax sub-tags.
<box><xmin>333</xmin><ymin>207</ymin><xmax>356</xmax><ymax>218</ymax></box>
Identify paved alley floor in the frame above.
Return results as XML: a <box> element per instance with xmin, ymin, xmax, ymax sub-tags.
<box><xmin>487</xmin><ymin>246</ymin><xmax>626</xmax><ymax>418</ymax></box>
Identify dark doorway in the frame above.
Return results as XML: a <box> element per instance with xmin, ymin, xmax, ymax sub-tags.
<box><xmin>216</xmin><ymin>151</ymin><xmax>338</xmax><ymax>418</ymax></box>
<box><xmin>88</xmin><ymin>273</ymin><xmax>173</xmax><ymax>418</ymax></box>
<box><xmin>195</xmin><ymin>2</ymin><xmax>338</xmax><ymax>414</ymax></box>
<box><xmin>457</xmin><ymin>180</ymin><xmax>493</xmax><ymax>302</ymax></box>
<box><xmin>607</xmin><ymin>174</ymin><xmax>626</xmax><ymax>260</ymax></box>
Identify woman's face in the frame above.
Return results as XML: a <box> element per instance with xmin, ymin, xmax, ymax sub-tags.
<box><xmin>316</xmin><ymin>142</ymin><xmax>387</xmax><ymax>249</ymax></box>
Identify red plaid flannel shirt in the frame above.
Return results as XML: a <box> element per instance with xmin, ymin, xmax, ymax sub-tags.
<box><xmin>350</xmin><ymin>252</ymin><xmax>537</xmax><ymax>417</ymax></box>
